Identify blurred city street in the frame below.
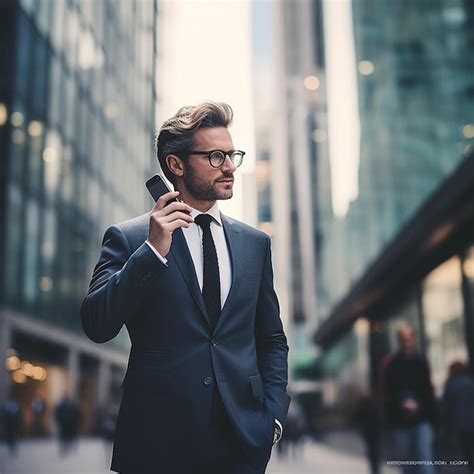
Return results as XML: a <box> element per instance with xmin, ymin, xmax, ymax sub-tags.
<box><xmin>0</xmin><ymin>438</ymin><xmax>398</xmax><ymax>474</ymax></box>
<box><xmin>1</xmin><ymin>0</ymin><xmax>473</xmax><ymax>472</ymax></box>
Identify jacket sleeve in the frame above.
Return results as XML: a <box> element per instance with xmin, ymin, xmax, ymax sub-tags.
<box><xmin>81</xmin><ymin>225</ymin><xmax>168</xmax><ymax>343</ymax></box>
<box><xmin>254</xmin><ymin>235</ymin><xmax>291</xmax><ymax>424</ymax></box>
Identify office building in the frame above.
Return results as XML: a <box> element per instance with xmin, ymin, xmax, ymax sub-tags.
<box><xmin>253</xmin><ymin>0</ymin><xmax>474</xmax><ymax>413</ymax></box>
<box><xmin>314</xmin><ymin>0</ymin><xmax>474</xmax><ymax>401</ymax></box>
<box><xmin>252</xmin><ymin>0</ymin><xmax>329</xmax><ymax>391</ymax></box>
<box><xmin>0</xmin><ymin>0</ymin><xmax>159</xmax><ymax>435</ymax></box>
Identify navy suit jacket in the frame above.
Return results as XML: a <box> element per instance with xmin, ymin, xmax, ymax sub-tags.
<box><xmin>81</xmin><ymin>212</ymin><xmax>290</xmax><ymax>472</ymax></box>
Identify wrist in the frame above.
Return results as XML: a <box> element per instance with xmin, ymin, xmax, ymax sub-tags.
<box><xmin>148</xmin><ymin>239</ymin><xmax>166</xmax><ymax>256</ymax></box>
<box><xmin>145</xmin><ymin>240</ymin><xmax>168</xmax><ymax>264</ymax></box>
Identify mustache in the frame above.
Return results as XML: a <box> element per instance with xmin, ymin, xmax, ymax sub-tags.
<box><xmin>216</xmin><ymin>173</ymin><xmax>234</xmax><ymax>181</ymax></box>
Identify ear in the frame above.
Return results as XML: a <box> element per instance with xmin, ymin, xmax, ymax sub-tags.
<box><xmin>166</xmin><ymin>154</ymin><xmax>184</xmax><ymax>178</ymax></box>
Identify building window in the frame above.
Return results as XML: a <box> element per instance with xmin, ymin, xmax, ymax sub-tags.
<box><xmin>4</xmin><ymin>183</ymin><xmax>23</xmax><ymax>302</ymax></box>
<box><xmin>422</xmin><ymin>256</ymin><xmax>467</xmax><ymax>395</ymax></box>
<box><xmin>15</xmin><ymin>10</ymin><xmax>32</xmax><ymax>98</ymax></box>
<box><xmin>23</xmin><ymin>199</ymin><xmax>41</xmax><ymax>308</ymax></box>
<box><xmin>43</xmin><ymin>128</ymin><xmax>61</xmax><ymax>200</ymax></box>
<box><xmin>9</xmin><ymin>100</ymin><xmax>27</xmax><ymax>181</ymax></box>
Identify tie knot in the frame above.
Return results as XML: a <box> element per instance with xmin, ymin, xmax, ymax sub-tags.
<box><xmin>195</xmin><ymin>213</ymin><xmax>213</xmax><ymax>230</ymax></box>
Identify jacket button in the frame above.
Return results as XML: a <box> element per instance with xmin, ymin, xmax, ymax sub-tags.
<box><xmin>211</xmin><ymin>340</ymin><xmax>218</xmax><ymax>347</ymax></box>
<box><xmin>203</xmin><ymin>377</ymin><xmax>213</xmax><ymax>386</ymax></box>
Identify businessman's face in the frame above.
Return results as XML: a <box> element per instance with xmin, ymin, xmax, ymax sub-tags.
<box><xmin>183</xmin><ymin>127</ymin><xmax>236</xmax><ymax>201</ymax></box>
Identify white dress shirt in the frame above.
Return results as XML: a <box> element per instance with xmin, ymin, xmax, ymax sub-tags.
<box><xmin>145</xmin><ymin>203</ymin><xmax>282</xmax><ymax>442</ymax></box>
<box><xmin>145</xmin><ymin>202</ymin><xmax>231</xmax><ymax>307</ymax></box>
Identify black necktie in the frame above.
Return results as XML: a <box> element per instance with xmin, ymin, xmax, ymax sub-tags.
<box><xmin>195</xmin><ymin>214</ymin><xmax>221</xmax><ymax>329</ymax></box>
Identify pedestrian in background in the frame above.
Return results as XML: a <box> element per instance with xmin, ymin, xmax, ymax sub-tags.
<box><xmin>382</xmin><ymin>323</ymin><xmax>437</xmax><ymax>474</ymax></box>
<box><xmin>55</xmin><ymin>394</ymin><xmax>81</xmax><ymax>455</ymax></box>
<box><xmin>352</xmin><ymin>389</ymin><xmax>382</xmax><ymax>474</ymax></box>
<box><xmin>2</xmin><ymin>399</ymin><xmax>21</xmax><ymax>455</ymax></box>
<box><xmin>30</xmin><ymin>397</ymin><xmax>47</xmax><ymax>437</ymax></box>
<box><xmin>282</xmin><ymin>401</ymin><xmax>307</xmax><ymax>460</ymax></box>
<box><xmin>98</xmin><ymin>402</ymin><xmax>118</xmax><ymax>445</ymax></box>
<box><xmin>97</xmin><ymin>401</ymin><xmax>119</xmax><ymax>465</ymax></box>
<box><xmin>442</xmin><ymin>360</ymin><xmax>474</xmax><ymax>471</ymax></box>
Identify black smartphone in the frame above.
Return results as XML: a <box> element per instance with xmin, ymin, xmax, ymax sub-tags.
<box><xmin>146</xmin><ymin>174</ymin><xmax>178</xmax><ymax>203</ymax></box>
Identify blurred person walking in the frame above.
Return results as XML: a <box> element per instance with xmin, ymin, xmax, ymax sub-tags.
<box><xmin>30</xmin><ymin>397</ymin><xmax>47</xmax><ymax>437</ymax></box>
<box><xmin>97</xmin><ymin>401</ymin><xmax>119</xmax><ymax>465</ymax></box>
<box><xmin>382</xmin><ymin>323</ymin><xmax>437</xmax><ymax>474</ymax></box>
<box><xmin>284</xmin><ymin>401</ymin><xmax>307</xmax><ymax>460</ymax></box>
<box><xmin>2</xmin><ymin>399</ymin><xmax>21</xmax><ymax>455</ymax></box>
<box><xmin>81</xmin><ymin>102</ymin><xmax>290</xmax><ymax>474</ymax></box>
<box><xmin>441</xmin><ymin>361</ymin><xmax>474</xmax><ymax>471</ymax></box>
<box><xmin>352</xmin><ymin>389</ymin><xmax>382</xmax><ymax>474</ymax></box>
<box><xmin>55</xmin><ymin>394</ymin><xmax>81</xmax><ymax>455</ymax></box>
<box><xmin>98</xmin><ymin>402</ymin><xmax>118</xmax><ymax>445</ymax></box>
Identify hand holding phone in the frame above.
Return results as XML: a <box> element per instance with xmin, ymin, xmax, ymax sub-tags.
<box><xmin>146</xmin><ymin>175</ymin><xmax>194</xmax><ymax>257</ymax></box>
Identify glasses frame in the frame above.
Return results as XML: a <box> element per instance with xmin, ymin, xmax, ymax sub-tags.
<box><xmin>186</xmin><ymin>149</ymin><xmax>246</xmax><ymax>168</ymax></box>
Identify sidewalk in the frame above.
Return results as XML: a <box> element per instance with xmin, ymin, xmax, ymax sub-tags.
<box><xmin>0</xmin><ymin>438</ymin><xmax>111</xmax><ymax>474</ymax></box>
<box><xmin>0</xmin><ymin>437</ymin><xmax>398</xmax><ymax>474</ymax></box>
<box><xmin>268</xmin><ymin>439</ymin><xmax>398</xmax><ymax>474</ymax></box>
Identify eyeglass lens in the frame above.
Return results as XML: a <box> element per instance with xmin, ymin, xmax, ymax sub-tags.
<box><xmin>209</xmin><ymin>151</ymin><xmax>243</xmax><ymax>168</ymax></box>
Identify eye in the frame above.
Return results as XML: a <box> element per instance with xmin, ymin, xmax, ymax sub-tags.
<box><xmin>209</xmin><ymin>150</ymin><xmax>225</xmax><ymax>164</ymax></box>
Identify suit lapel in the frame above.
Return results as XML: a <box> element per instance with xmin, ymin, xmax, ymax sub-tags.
<box><xmin>168</xmin><ymin>228</ymin><xmax>211</xmax><ymax>328</ymax></box>
<box><xmin>214</xmin><ymin>214</ymin><xmax>243</xmax><ymax>334</ymax></box>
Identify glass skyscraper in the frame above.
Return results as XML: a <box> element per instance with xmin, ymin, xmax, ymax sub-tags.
<box><xmin>0</xmin><ymin>0</ymin><xmax>159</xmax><ymax>435</ymax></box>
<box><xmin>252</xmin><ymin>0</ymin><xmax>328</xmax><ymax>388</ymax></box>
<box><xmin>314</xmin><ymin>0</ymin><xmax>474</xmax><ymax>398</ymax></box>
<box><xmin>318</xmin><ymin>0</ymin><xmax>474</xmax><ymax>312</ymax></box>
<box><xmin>253</xmin><ymin>0</ymin><xmax>474</xmax><ymax>420</ymax></box>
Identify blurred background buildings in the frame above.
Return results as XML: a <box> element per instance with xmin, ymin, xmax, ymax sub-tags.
<box><xmin>0</xmin><ymin>0</ymin><xmax>158</xmax><ymax>436</ymax></box>
<box><xmin>0</xmin><ymin>0</ymin><xmax>473</xmax><ymax>470</ymax></box>
<box><xmin>251</xmin><ymin>0</ymin><xmax>474</xmax><ymax>436</ymax></box>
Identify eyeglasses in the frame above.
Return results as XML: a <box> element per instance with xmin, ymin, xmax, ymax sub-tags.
<box><xmin>186</xmin><ymin>149</ymin><xmax>245</xmax><ymax>168</ymax></box>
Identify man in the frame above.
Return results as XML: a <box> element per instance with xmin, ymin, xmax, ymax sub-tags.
<box><xmin>2</xmin><ymin>399</ymin><xmax>21</xmax><ymax>455</ymax></box>
<box><xmin>55</xmin><ymin>393</ymin><xmax>81</xmax><ymax>455</ymax></box>
<box><xmin>81</xmin><ymin>101</ymin><xmax>290</xmax><ymax>473</ymax></box>
<box><xmin>442</xmin><ymin>361</ymin><xmax>474</xmax><ymax>469</ymax></box>
<box><xmin>382</xmin><ymin>323</ymin><xmax>437</xmax><ymax>474</ymax></box>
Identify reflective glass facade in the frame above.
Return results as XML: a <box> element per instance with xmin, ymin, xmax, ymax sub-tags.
<box><xmin>316</xmin><ymin>0</ymin><xmax>474</xmax><ymax>317</ymax></box>
<box><xmin>0</xmin><ymin>0</ymin><xmax>159</xmax><ymax>352</ymax></box>
<box><xmin>255</xmin><ymin>0</ymin><xmax>474</xmax><ymax>393</ymax></box>
<box><xmin>312</xmin><ymin>0</ymin><xmax>474</xmax><ymax>396</ymax></box>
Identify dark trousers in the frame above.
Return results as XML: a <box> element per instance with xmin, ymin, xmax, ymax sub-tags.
<box><xmin>119</xmin><ymin>385</ymin><xmax>265</xmax><ymax>474</ymax></box>
<box><xmin>365</xmin><ymin>435</ymin><xmax>381</xmax><ymax>474</ymax></box>
<box><xmin>186</xmin><ymin>385</ymin><xmax>264</xmax><ymax>474</ymax></box>
<box><xmin>459</xmin><ymin>429</ymin><xmax>474</xmax><ymax>469</ymax></box>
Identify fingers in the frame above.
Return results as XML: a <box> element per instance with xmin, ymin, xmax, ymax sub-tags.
<box><xmin>153</xmin><ymin>191</ymin><xmax>179</xmax><ymax>211</ymax></box>
<box><xmin>153</xmin><ymin>192</ymin><xmax>193</xmax><ymax>215</ymax></box>
<box><xmin>166</xmin><ymin>219</ymin><xmax>193</xmax><ymax>232</ymax></box>
<box><xmin>162</xmin><ymin>201</ymin><xmax>194</xmax><ymax>215</ymax></box>
<box><xmin>161</xmin><ymin>211</ymin><xmax>194</xmax><ymax>225</ymax></box>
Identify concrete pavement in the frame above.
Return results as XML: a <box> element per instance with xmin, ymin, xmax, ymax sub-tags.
<box><xmin>0</xmin><ymin>438</ymin><xmax>398</xmax><ymax>474</ymax></box>
<box><xmin>268</xmin><ymin>439</ymin><xmax>396</xmax><ymax>474</ymax></box>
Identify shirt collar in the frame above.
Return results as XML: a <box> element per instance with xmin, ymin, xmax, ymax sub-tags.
<box><xmin>190</xmin><ymin>202</ymin><xmax>222</xmax><ymax>226</ymax></box>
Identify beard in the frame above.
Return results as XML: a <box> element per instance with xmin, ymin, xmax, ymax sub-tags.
<box><xmin>183</xmin><ymin>165</ymin><xmax>233</xmax><ymax>201</ymax></box>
